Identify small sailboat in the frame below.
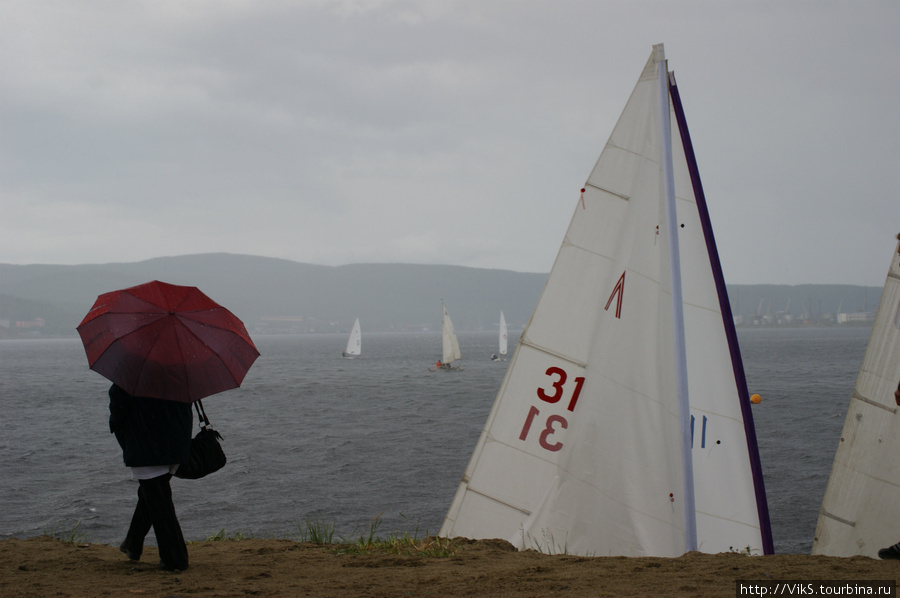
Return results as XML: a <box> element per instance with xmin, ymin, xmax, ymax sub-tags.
<box><xmin>342</xmin><ymin>318</ymin><xmax>361</xmax><ymax>359</ymax></box>
<box><xmin>812</xmin><ymin>233</ymin><xmax>900</xmax><ymax>558</ymax></box>
<box><xmin>440</xmin><ymin>44</ymin><xmax>772</xmax><ymax>557</ymax></box>
<box><xmin>491</xmin><ymin>311</ymin><xmax>508</xmax><ymax>361</ymax></box>
<box><xmin>431</xmin><ymin>301</ymin><xmax>463</xmax><ymax>371</ymax></box>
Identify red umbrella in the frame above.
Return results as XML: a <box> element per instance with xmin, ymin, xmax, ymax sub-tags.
<box><xmin>77</xmin><ymin>280</ymin><xmax>260</xmax><ymax>403</ymax></box>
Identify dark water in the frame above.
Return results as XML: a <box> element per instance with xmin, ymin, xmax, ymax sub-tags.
<box><xmin>0</xmin><ymin>327</ymin><xmax>869</xmax><ymax>554</ymax></box>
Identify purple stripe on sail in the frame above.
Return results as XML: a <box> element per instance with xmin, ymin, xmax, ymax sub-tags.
<box><xmin>668</xmin><ymin>72</ymin><xmax>775</xmax><ymax>555</ymax></box>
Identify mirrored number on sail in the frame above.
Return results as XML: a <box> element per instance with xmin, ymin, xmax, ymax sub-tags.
<box><xmin>519</xmin><ymin>406</ymin><xmax>568</xmax><ymax>452</ymax></box>
<box><xmin>519</xmin><ymin>367</ymin><xmax>586</xmax><ymax>452</ymax></box>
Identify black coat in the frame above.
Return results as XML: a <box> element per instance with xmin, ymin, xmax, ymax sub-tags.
<box><xmin>109</xmin><ymin>384</ymin><xmax>193</xmax><ymax>467</ymax></box>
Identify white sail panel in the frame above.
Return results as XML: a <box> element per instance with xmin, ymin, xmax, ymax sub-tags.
<box><xmin>442</xmin><ymin>303</ymin><xmax>462</xmax><ymax>364</ymax></box>
<box><xmin>442</xmin><ymin>47</ymin><xmax>684</xmax><ymax>556</ymax></box>
<box><xmin>813</xmin><ymin>237</ymin><xmax>900</xmax><ymax>557</ymax></box>
<box><xmin>668</xmin><ymin>87</ymin><xmax>768</xmax><ymax>553</ymax></box>
<box><xmin>344</xmin><ymin>318</ymin><xmax>361</xmax><ymax>356</ymax></box>
<box><xmin>440</xmin><ymin>44</ymin><xmax>770</xmax><ymax>557</ymax></box>
<box><xmin>499</xmin><ymin>311</ymin><xmax>508</xmax><ymax>356</ymax></box>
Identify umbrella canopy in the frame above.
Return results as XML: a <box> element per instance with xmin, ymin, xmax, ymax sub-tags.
<box><xmin>77</xmin><ymin>280</ymin><xmax>260</xmax><ymax>403</ymax></box>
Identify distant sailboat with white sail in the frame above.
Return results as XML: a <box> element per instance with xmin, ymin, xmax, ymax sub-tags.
<box><xmin>342</xmin><ymin>318</ymin><xmax>361</xmax><ymax>359</ymax></box>
<box><xmin>492</xmin><ymin>311</ymin><xmax>508</xmax><ymax>361</ymax></box>
<box><xmin>812</xmin><ymin>234</ymin><xmax>900</xmax><ymax>558</ymax></box>
<box><xmin>440</xmin><ymin>44</ymin><xmax>772</xmax><ymax>557</ymax></box>
<box><xmin>431</xmin><ymin>301</ymin><xmax>463</xmax><ymax>371</ymax></box>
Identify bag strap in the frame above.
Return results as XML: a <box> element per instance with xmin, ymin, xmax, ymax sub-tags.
<box><xmin>193</xmin><ymin>400</ymin><xmax>224</xmax><ymax>441</ymax></box>
<box><xmin>194</xmin><ymin>400</ymin><xmax>212</xmax><ymax>429</ymax></box>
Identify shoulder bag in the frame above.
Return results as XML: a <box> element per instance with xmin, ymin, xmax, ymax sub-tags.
<box><xmin>174</xmin><ymin>400</ymin><xmax>226</xmax><ymax>480</ymax></box>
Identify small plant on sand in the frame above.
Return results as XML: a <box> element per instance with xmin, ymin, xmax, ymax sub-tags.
<box><xmin>729</xmin><ymin>545</ymin><xmax>761</xmax><ymax>556</ymax></box>
<box><xmin>45</xmin><ymin>520</ymin><xmax>91</xmax><ymax>544</ymax></box>
<box><xmin>381</xmin><ymin>533</ymin><xmax>458</xmax><ymax>557</ymax></box>
<box><xmin>342</xmin><ymin>512</ymin><xmax>385</xmax><ymax>551</ymax></box>
<box><xmin>298</xmin><ymin>516</ymin><xmax>336</xmax><ymax>544</ymax></box>
<box><xmin>519</xmin><ymin>527</ymin><xmax>570</xmax><ymax>555</ymax></box>
<box><xmin>335</xmin><ymin>514</ymin><xmax>458</xmax><ymax>557</ymax></box>
<box><xmin>205</xmin><ymin>528</ymin><xmax>250</xmax><ymax>541</ymax></box>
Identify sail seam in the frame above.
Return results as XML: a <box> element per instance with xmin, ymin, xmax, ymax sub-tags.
<box><xmin>681</xmin><ymin>299</ymin><xmax>722</xmax><ymax>315</ymax></box>
<box><xmin>820</xmin><ymin>509</ymin><xmax>856</xmax><ymax>528</ymax></box>
<box><xmin>463</xmin><ymin>485</ymin><xmax>532</xmax><ymax>516</ymax></box>
<box><xmin>584</xmin><ymin>182</ymin><xmax>629</xmax><ymax>201</ymax></box>
<box><xmin>851</xmin><ymin>390</ymin><xmax>897</xmax><ymax>414</ymax></box>
<box><xmin>519</xmin><ymin>338</ymin><xmax>587</xmax><ymax>368</ymax></box>
<box><xmin>607</xmin><ymin>141</ymin><xmax>661</xmax><ymax>167</ymax></box>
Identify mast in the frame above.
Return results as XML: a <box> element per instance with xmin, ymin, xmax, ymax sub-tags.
<box><xmin>655</xmin><ymin>43</ymin><xmax>697</xmax><ymax>552</ymax></box>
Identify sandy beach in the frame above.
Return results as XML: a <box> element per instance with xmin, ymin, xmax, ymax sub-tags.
<box><xmin>2</xmin><ymin>536</ymin><xmax>899</xmax><ymax>597</ymax></box>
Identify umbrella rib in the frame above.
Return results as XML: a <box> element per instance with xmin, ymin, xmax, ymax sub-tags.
<box><xmin>93</xmin><ymin>315</ymin><xmax>163</xmax><ymax>372</ymax></box>
<box><xmin>132</xmin><ymin>316</ymin><xmax>171</xmax><ymax>394</ymax></box>
<box><xmin>171</xmin><ymin>316</ymin><xmax>197</xmax><ymax>401</ymax></box>
<box><xmin>179</xmin><ymin>311</ymin><xmax>251</xmax><ymax>381</ymax></box>
<box><xmin>175</xmin><ymin>315</ymin><xmax>243</xmax><ymax>400</ymax></box>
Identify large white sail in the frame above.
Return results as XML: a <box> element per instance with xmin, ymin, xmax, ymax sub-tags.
<box><xmin>812</xmin><ymin>235</ymin><xmax>900</xmax><ymax>557</ymax></box>
<box><xmin>440</xmin><ymin>44</ymin><xmax>772</xmax><ymax>557</ymax></box>
<box><xmin>499</xmin><ymin>311</ymin><xmax>508</xmax><ymax>357</ymax></box>
<box><xmin>442</xmin><ymin>302</ymin><xmax>462</xmax><ymax>365</ymax></box>
<box><xmin>343</xmin><ymin>317</ymin><xmax>361</xmax><ymax>358</ymax></box>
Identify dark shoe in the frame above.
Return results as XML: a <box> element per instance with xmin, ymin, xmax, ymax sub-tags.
<box><xmin>119</xmin><ymin>541</ymin><xmax>141</xmax><ymax>561</ymax></box>
<box><xmin>878</xmin><ymin>544</ymin><xmax>900</xmax><ymax>560</ymax></box>
<box><xmin>159</xmin><ymin>559</ymin><xmax>188</xmax><ymax>572</ymax></box>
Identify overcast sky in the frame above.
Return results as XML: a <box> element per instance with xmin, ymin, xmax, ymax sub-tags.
<box><xmin>2</xmin><ymin>1</ymin><xmax>897</xmax><ymax>286</ymax></box>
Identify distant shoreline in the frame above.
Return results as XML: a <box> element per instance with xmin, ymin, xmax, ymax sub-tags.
<box><xmin>0</xmin><ymin>320</ymin><xmax>877</xmax><ymax>341</ymax></box>
<box><xmin>1</xmin><ymin>255</ymin><xmax>884</xmax><ymax>338</ymax></box>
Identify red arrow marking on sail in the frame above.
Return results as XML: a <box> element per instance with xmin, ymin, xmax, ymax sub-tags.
<box><xmin>580</xmin><ymin>188</ymin><xmax>586</xmax><ymax>209</ymax></box>
<box><xmin>604</xmin><ymin>272</ymin><xmax>625</xmax><ymax>319</ymax></box>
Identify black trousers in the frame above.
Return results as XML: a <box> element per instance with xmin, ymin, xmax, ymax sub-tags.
<box><xmin>122</xmin><ymin>473</ymin><xmax>189</xmax><ymax>570</ymax></box>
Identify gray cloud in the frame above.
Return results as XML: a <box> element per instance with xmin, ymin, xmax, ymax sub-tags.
<box><xmin>2</xmin><ymin>0</ymin><xmax>897</xmax><ymax>285</ymax></box>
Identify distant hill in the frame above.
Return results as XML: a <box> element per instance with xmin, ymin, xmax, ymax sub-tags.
<box><xmin>0</xmin><ymin>254</ymin><xmax>548</xmax><ymax>337</ymax></box>
<box><xmin>0</xmin><ymin>253</ymin><xmax>884</xmax><ymax>338</ymax></box>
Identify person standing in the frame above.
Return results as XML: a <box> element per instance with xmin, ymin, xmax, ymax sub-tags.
<box><xmin>108</xmin><ymin>383</ymin><xmax>192</xmax><ymax>571</ymax></box>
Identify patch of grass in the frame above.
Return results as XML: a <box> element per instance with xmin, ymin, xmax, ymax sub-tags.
<box><xmin>378</xmin><ymin>533</ymin><xmax>458</xmax><ymax>557</ymax></box>
<box><xmin>45</xmin><ymin>520</ymin><xmax>91</xmax><ymax>544</ymax></box>
<box><xmin>201</xmin><ymin>514</ymin><xmax>461</xmax><ymax>557</ymax></box>
<box><xmin>297</xmin><ymin>516</ymin><xmax>336</xmax><ymax>544</ymax></box>
<box><xmin>336</xmin><ymin>513</ymin><xmax>385</xmax><ymax>552</ymax></box>
<box><xmin>204</xmin><ymin>528</ymin><xmax>251</xmax><ymax>542</ymax></box>
<box><xmin>519</xmin><ymin>527</ymin><xmax>570</xmax><ymax>555</ymax></box>
<box><xmin>334</xmin><ymin>514</ymin><xmax>458</xmax><ymax>557</ymax></box>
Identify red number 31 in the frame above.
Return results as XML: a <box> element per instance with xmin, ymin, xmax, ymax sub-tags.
<box><xmin>518</xmin><ymin>367</ymin><xmax>585</xmax><ymax>452</ymax></box>
<box><xmin>536</xmin><ymin>366</ymin><xmax>584</xmax><ymax>411</ymax></box>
